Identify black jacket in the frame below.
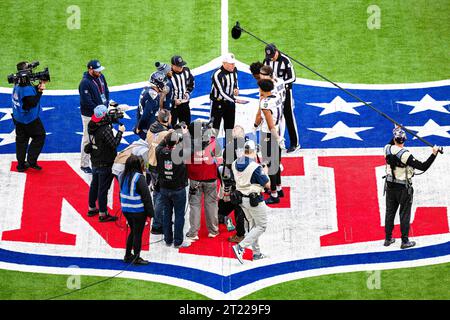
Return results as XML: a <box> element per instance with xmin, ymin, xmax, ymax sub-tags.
<box><xmin>88</xmin><ymin>117</ymin><xmax>123</xmax><ymax>167</ymax></box>
<box><xmin>156</xmin><ymin>140</ymin><xmax>188</xmax><ymax>190</ymax></box>
<box><xmin>122</xmin><ymin>174</ymin><xmax>155</xmax><ymax>217</ymax></box>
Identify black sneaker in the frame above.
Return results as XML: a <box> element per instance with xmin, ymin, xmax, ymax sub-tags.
<box><xmin>265</xmin><ymin>196</ymin><xmax>280</xmax><ymax>205</ymax></box>
<box><xmin>286</xmin><ymin>145</ymin><xmax>300</xmax><ymax>153</ymax></box>
<box><xmin>401</xmin><ymin>241</ymin><xmax>416</xmax><ymax>249</ymax></box>
<box><xmin>384</xmin><ymin>238</ymin><xmax>395</xmax><ymax>247</ymax></box>
<box><xmin>132</xmin><ymin>257</ymin><xmax>149</xmax><ymax>265</ymax></box>
<box><xmin>151</xmin><ymin>227</ymin><xmax>163</xmax><ymax>235</ymax></box>
<box><xmin>277</xmin><ymin>190</ymin><xmax>284</xmax><ymax>198</ymax></box>
<box><xmin>87</xmin><ymin>208</ymin><xmax>99</xmax><ymax>217</ymax></box>
<box><xmin>99</xmin><ymin>214</ymin><xmax>118</xmax><ymax>222</ymax></box>
<box><xmin>123</xmin><ymin>254</ymin><xmax>135</xmax><ymax>263</ymax></box>
<box><xmin>16</xmin><ymin>162</ymin><xmax>30</xmax><ymax>172</ymax></box>
<box><xmin>28</xmin><ymin>162</ymin><xmax>42</xmax><ymax>170</ymax></box>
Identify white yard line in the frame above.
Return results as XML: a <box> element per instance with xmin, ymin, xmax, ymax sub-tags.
<box><xmin>221</xmin><ymin>0</ymin><xmax>229</xmax><ymax>56</ymax></box>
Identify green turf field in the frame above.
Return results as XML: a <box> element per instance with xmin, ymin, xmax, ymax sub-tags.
<box><xmin>0</xmin><ymin>0</ymin><xmax>449</xmax><ymax>300</ymax></box>
<box><xmin>1</xmin><ymin>263</ymin><xmax>448</xmax><ymax>300</ymax></box>
<box><xmin>0</xmin><ymin>0</ymin><xmax>448</xmax><ymax>89</ymax></box>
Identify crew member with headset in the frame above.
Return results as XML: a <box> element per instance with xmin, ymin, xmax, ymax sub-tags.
<box><xmin>254</xmin><ymin>79</ymin><xmax>283</xmax><ymax>205</ymax></box>
<box><xmin>264</xmin><ymin>43</ymin><xmax>299</xmax><ymax>153</ymax></box>
<box><xmin>11</xmin><ymin>61</ymin><xmax>47</xmax><ymax>172</ymax></box>
<box><xmin>383</xmin><ymin>127</ymin><xmax>440</xmax><ymax>249</ymax></box>
<box><xmin>232</xmin><ymin>140</ymin><xmax>270</xmax><ymax>264</ymax></box>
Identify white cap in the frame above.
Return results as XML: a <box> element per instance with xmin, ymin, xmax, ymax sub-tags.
<box><xmin>223</xmin><ymin>53</ymin><xmax>236</xmax><ymax>64</ymax></box>
<box><xmin>244</xmin><ymin>139</ymin><xmax>256</xmax><ymax>152</ymax></box>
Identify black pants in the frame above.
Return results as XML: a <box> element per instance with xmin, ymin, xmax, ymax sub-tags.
<box><xmin>284</xmin><ymin>89</ymin><xmax>299</xmax><ymax>148</ymax></box>
<box><xmin>261</xmin><ymin>132</ymin><xmax>281</xmax><ymax>192</ymax></box>
<box><xmin>218</xmin><ymin>199</ymin><xmax>245</xmax><ymax>237</ymax></box>
<box><xmin>124</xmin><ymin>212</ymin><xmax>147</xmax><ymax>257</ymax></box>
<box><xmin>14</xmin><ymin>117</ymin><xmax>46</xmax><ymax>166</ymax></box>
<box><xmin>211</xmin><ymin>99</ymin><xmax>235</xmax><ymax>143</ymax></box>
<box><xmin>385</xmin><ymin>183</ymin><xmax>413</xmax><ymax>243</ymax></box>
<box><xmin>89</xmin><ymin>166</ymin><xmax>114</xmax><ymax>213</ymax></box>
<box><xmin>171</xmin><ymin>102</ymin><xmax>191</xmax><ymax>126</ymax></box>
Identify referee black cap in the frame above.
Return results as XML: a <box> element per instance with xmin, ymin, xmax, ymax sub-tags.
<box><xmin>265</xmin><ymin>43</ymin><xmax>277</xmax><ymax>59</ymax></box>
<box><xmin>171</xmin><ymin>55</ymin><xmax>187</xmax><ymax>67</ymax></box>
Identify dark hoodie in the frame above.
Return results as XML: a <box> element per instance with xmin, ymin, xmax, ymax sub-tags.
<box><xmin>149</xmin><ymin>120</ymin><xmax>169</xmax><ymax>135</ymax></box>
<box><xmin>79</xmin><ymin>72</ymin><xmax>110</xmax><ymax>117</ymax></box>
<box><xmin>88</xmin><ymin>116</ymin><xmax>123</xmax><ymax>167</ymax></box>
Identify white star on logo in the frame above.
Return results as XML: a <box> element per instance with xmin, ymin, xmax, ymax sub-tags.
<box><xmin>306</xmin><ymin>96</ymin><xmax>369</xmax><ymax>116</ymax></box>
<box><xmin>308</xmin><ymin>121</ymin><xmax>373</xmax><ymax>141</ymax></box>
<box><xmin>0</xmin><ymin>130</ymin><xmax>52</xmax><ymax>146</ymax></box>
<box><xmin>396</xmin><ymin>94</ymin><xmax>450</xmax><ymax>114</ymax></box>
<box><xmin>0</xmin><ymin>107</ymin><xmax>55</xmax><ymax>122</ymax></box>
<box><xmin>406</xmin><ymin>119</ymin><xmax>450</xmax><ymax>139</ymax></box>
<box><xmin>117</xmin><ymin>105</ymin><xmax>138</xmax><ymax>120</ymax></box>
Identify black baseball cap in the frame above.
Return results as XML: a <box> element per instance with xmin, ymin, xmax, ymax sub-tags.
<box><xmin>265</xmin><ymin>43</ymin><xmax>277</xmax><ymax>59</ymax></box>
<box><xmin>87</xmin><ymin>60</ymin><xmax>105</xmax><ymax>72</ymax></box>
<box><xmin>171</xmin><ymin>55</ymin><xmax>186</xmax><ymax>67</ymax></box>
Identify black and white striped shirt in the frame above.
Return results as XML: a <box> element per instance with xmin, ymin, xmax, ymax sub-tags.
<box><xmin>170</xmin><ymin>67</ymin><xmax>195</xmax><ymax>101</ymax></box>
<box><xmin>264</xmin><ymin>53</ymin><xmax>296</xmax><ymax>89</ymax></box>
<box><xmin>210</xmin><ymin>66</ymin><xmax>239</xmax><ymax>103</ymax></box>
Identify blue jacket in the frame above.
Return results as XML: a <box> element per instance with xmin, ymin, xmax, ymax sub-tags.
<box><xmin>137</xmin><ymin>86</ymin><xmax>160</xmax><ymax>134</ymax></box>
<box><xmin>12</xmin><ymin>85</ymin><xmax>41</xmax><ymax>124</ymax></box>
<box><xmin>79</xmin><ymin>72</ymin><xmax>109</xmax><ymax>117</ymax></box>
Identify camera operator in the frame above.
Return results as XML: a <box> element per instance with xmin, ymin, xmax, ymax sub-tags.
<box><xmin>11</xmin><ymin>61</ymin><xmax>47</xmax><ymax>172</ymax></box>
<box><xmin>219</xmin><ymin>125</ymin><xmax>247</xmax><ymax>243</ymax></box>
<box><xmin>146</xmin><ymin>109</ymin><xmax>172</xmax><ymax>235</ymax></box>
<box><xmin>135</xmin><ymin>71</ymin><xmax>169</xmax><ymax>140</ymax></box>
<box><xmin>231</xmin><ymin>140</ymin><xmax>270</xmax><ymax>264</ymax></box>
<box><xmin>79</xmin><ymin>60</ymin><xmax>110</xmax><ymax>174</ymax></box>
<box><xmin>156</xmin><ymin>125</ymin><xmax>191</xmax><ymax>248</ymax></box>
<box><xmin>87</xmin><ymin>105</ymin><xmax>125</xmax><ymax>222</ymax></box>
<box><xmin>185</xmin><ymin>121</ymin><xmax>219</xmax><ymax>241</ymax></box>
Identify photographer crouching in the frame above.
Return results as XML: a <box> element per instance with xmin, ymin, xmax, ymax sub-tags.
<box><xmin>86</xmin><ymin>105</ymin><xmax>125</xmax><ymax>222</ymax></box>
<box><xmin>9</xmin><ymin>61</ymin><xmax>50</xmax><ymax>172</ymax></box>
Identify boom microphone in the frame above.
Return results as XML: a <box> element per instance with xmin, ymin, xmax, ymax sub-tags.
<box><xmin>231</xmin><ymin>21</ymin><xmax>242</xmax><ymax>39</ymax></box>
<box><xmin>231</xmin><ymin>21</ymin><xmax>444</xmax><ymax>154</ymax></box>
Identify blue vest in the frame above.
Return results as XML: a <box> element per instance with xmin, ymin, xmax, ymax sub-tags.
<box><xmin>120</xmin><ymin>173</ymin><xmax>144</xmax><ymax>213</ymax></box>
<box><xmin>12</xmin><ymin>85</ymin><xmax>41</xmax><ymax>124</ymax></box>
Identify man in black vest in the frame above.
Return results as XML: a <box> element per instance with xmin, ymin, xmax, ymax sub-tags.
<box><xmin>87</xmin><ymin>105</ymin><xmax>125</xmax><ymax>222</ymax></box>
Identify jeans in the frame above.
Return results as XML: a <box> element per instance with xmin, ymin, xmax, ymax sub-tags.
<box><xmin>160</xmin><ymin>187</ymin><xmax>187</xmax><ymax>246</ymax></box>
<box><xmin>151</xmin><ymin>190</ymin><xmax>163</xmax><ymax>230</ymax></box>
<box><xmin>89</xmin><ymin>166</ymin><xmax>114</xmax><ymax>213</ymax></box>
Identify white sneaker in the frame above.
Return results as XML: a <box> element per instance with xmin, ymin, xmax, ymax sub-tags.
<box><xmin>174</xmin><ymin>241</ymin><xmax>191</xmax><ymax>248</ymax></box>
<box><xmin>232</xmin><ymin>244</ymin><xmax>244</xmax><ymax>264</ymax></box>
<box><xmin>253</xmin><ymin>253</ymin><xmax>266</xmax><ymax>261</ymax></box>
<box><xmin>208</xmin><ymin>233</ymin><xmax>219</xmax><ymax>238</ymax></box>
<box><xmin>186</xmin><ymin>235</ymin><xmax>199</xmax><ymax>242</ymax></box>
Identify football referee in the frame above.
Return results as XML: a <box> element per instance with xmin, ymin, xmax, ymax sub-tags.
<box><xmin>170</xmin><ymin>55</ymin><xmax>195</xmax><ymax>125</ymax></box>
<box><xmin>210</xmin><ymin>53</ymin><xmax>239</xmax><ymax>143</ymax></box>
<box><xmin>264</xmin><ymin>43</ymin><xmax>299</xmax><ymax>153</ymax></box>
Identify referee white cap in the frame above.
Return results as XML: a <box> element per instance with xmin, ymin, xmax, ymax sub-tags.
<box><xmin>223</xmin><ymin>53</ymin><xmax>236</xmax><ymax>64</ymax></box>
